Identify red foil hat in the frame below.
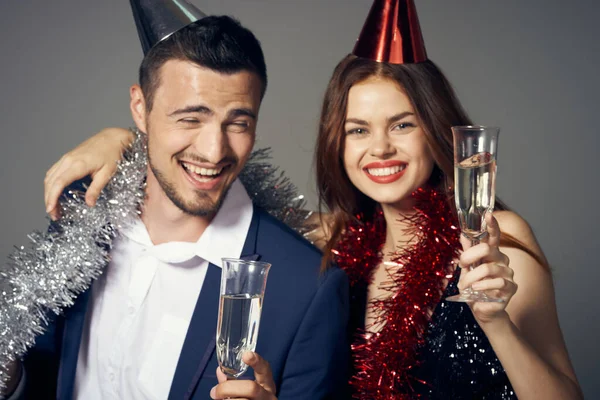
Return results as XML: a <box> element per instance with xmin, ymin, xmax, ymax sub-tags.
<box><xmin>352</xmin><ymin>0</ymin><xmax>427</xmax><ymax>64</ymax></box>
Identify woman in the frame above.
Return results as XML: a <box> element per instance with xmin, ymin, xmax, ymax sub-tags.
<box><xmin>311</xmin><ymin>54</ymin><xmax>581</xmax><ymax>399</ymax></box>
<box><xmin>43</xmin><ymin>2</ymin><xmax>582</xmax><ymax>399</ymax></box>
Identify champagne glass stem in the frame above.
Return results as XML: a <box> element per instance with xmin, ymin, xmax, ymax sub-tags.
<box><xmin>469</xmin><ymin>235</ymin><xmax>481</xmax><ymax>271</ymax></box>
<box><xmin>461</xmin><ymin>235</ymin><xmax>481</xmax><ymax>297</ymax></box>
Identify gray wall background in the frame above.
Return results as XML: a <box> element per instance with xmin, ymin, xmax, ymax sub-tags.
<box><xmin>1</xmin><ymin>0</ymin><xmax>598</xmax><ymax>397</ymax></box>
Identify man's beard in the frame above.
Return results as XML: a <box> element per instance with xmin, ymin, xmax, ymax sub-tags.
<box><xmin>148</xmin><ymin>152</ymin><xmax>235</xmax><ymax>218</ymax></box>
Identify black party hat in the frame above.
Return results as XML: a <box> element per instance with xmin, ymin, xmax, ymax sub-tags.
<box><xmin>130</xmin><ymin>0</ymin><xmax>207</xmax><ymax>55</ymax></box>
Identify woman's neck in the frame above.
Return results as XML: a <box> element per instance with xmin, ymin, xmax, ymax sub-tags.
<box><xmin>380</xmin><ymin>200</ymin><xmax>418</xmax><ymax>255</ymax></box>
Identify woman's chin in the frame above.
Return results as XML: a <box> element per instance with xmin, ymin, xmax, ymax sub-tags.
<box><xmin>361</xmin><ymin>189</ymin><xmax>418</xmax><ymax>211</ymax></box>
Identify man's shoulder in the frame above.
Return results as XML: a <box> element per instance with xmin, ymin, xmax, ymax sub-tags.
<box><xmin>253</xmin><ymin>207</ymin><xmax>322</xmax><ymax>258</ymax></box>
<box><xmin>252</xmin><ymin>207</ymin><xmax>346</xmax><ymax>284</ymax></box>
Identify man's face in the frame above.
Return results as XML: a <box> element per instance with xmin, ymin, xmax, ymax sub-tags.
<box><xmin>131</xmin><ymin>60</ymin><xmax>262</xmax><ymax>216</ymax></box>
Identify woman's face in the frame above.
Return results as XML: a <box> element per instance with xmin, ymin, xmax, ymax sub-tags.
<box><xmin>343</xmin><ymin>77</ymin><xmax>434</xmax><ymax>209</ymax></box>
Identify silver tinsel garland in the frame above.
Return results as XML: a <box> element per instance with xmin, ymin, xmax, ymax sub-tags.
<box><xmin>239</xmin><ymin>147</ymin><xmax>313</xmax><ymax>235</ymax></box>
<box><xmin>0</xmin><ymin>129</ymin><xmax>313</xmax><ymax>394</ymax></box>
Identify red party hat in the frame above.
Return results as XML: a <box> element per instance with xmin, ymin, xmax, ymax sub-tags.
<box><xmin>353</xmin><ymin>0</ymin><xmax>427</xmax><ymax>64</ymax></box>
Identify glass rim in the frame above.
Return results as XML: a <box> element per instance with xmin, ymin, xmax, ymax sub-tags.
<box><xmin>221</xmin><ymin>257</ymin><xmax>272</xmax><ymax>268</ymax></box>
<box><xmin>451</xmin><ymin>125</ymin><xmax>500</xmax><ymax>131</ymax></box>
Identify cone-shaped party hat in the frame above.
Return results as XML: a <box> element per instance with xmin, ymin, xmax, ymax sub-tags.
<box><xmin>352</xmin><ymin>0</ymin><xmax>427</xmax><ymax>64</ymax></box>
<box><xmin>130</xmin><ymin>0</ymin><xmax>207</xmax><ymax>55</ymax></box>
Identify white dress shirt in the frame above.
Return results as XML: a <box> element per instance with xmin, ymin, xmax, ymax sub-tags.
<box><xmin>73</xmin><ymin>179</ymin><xmax>253</xmax><ymax>400</ymax></box>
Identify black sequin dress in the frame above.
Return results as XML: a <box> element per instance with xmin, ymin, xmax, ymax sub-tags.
<box><xmin>414</xmin><ymin>271</ymin><xmax>516</xmax><ymax>399</ymax></box>
<box><xmin>348</xmin><ymin>271</ymin><xmax>516</xmax><ymax>399</ymax></box>
<box><xmin>348</xmin><ymin>267</ymin><xmax>516</xmax><ymax>399</ymax></box>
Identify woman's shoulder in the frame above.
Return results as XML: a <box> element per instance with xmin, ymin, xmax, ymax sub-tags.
<box><xmin>494</xmin><ymin>210</ymin><xmax>533</xmax><ymax>239</ymax></box>
<box><xmin>494</xmin><ymin>209</ymin><xmax>553</xmax><ymax>279</ymax></box>
<box><xmin>493</xmin><ymin>210</ymin><xmax>551</xmax><ymax>288</ymax></box>
<box><xmin>494</xmin><ymin>210</ymin><xmax>544</xmax><ymax>258</ymax></box>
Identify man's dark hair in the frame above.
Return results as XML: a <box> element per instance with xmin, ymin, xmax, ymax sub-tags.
<box><xmin>139</xmin><ymin>15</ymin><xmax>267</xmax><ymax>111</ymax></box>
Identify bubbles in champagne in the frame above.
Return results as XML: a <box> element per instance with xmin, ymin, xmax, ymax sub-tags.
<box><xmin>455</xmin><ymin>152</ymin><xmax>496</xmax><ymax>238</ymax></box>
<box><xmin>216</xmin><ymin>294</ymin><xmax>263</xmax><ymax>378</ymax></box>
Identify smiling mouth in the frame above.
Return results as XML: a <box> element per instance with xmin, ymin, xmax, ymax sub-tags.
<box><xmin>180</xmin><ymin>161</ymin><xmax>229</xmax><ymax>183</ymax></box>
<box><xmin>366</xmin><ymin>164</ymin><xmax>407</xmax><ymax>176</ymax></box>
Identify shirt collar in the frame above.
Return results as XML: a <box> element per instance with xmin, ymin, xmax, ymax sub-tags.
<box><xmin>121</xmin><ymin>179</ymin><xmax>253</xmax><ymax>266</ymax></box>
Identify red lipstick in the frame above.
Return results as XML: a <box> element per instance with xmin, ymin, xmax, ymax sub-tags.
<box><xmin>363</xmin><ymin>160</ymin><xmax>407</xmax><ymax>184</ymax></box>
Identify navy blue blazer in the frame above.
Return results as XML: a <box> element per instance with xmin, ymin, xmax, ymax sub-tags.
<box><xmin>23</xmin><ymin>206</ymin><xmax>350</xmax><ymax>399</ymax></box>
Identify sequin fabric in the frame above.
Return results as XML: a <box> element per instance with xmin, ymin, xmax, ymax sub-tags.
<box><xmin>338</xmin><ymin>189</ymin><xmax>517</xmax><ymax>399</ymax></box>
<box><xmin>411</xmin><ymin>270</ymin><xmax>517</xmax><ymax>399</ymax></box>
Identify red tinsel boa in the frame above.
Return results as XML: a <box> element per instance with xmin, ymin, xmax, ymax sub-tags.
<box><xmin>332</xmin><ymin>188</ymin><xmax>461</xmax><ymax>399</ymax></box>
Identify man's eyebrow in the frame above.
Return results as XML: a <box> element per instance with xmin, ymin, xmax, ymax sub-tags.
<box><xmin>227</xmin><ymin>108</ymin><xmax>256</xmax><ymax>120</ymax></box>
<box><xmin>168</xmin><ymin>105</ymin><xmax>213</xmax><ymax>117</ymax></box>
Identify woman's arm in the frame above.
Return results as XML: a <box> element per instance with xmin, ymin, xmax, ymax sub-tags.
<box><xmin>44</xmin><ymin>127</ymin><xmax>135</xmax><ymax>220</ymax></box>
<box><xmin>460</xmin><ymin>212</ymin><xmax>583</xmax><ymax>399</ymax></box>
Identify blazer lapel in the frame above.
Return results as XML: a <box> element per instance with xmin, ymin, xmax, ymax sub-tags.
<box><xmin>168</xmin><ymin>262</ymin><xmax>221</xmax><ymax>400</ymax></box>
<box><xmin>56</xmin><ymin>235</ymin><xmax>110</xmax><ymax>400</ymax></box>
<box><xmin>56</xmin><ymin>288</ymin><xmax>92</xmax><ymax>400</ymax></box>
<box><xmin>170</xmin><ymin>206</ymin><xmax>261</xmax><ymax>400</ymax></box>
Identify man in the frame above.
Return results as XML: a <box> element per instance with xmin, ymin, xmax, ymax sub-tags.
<box><xmin>3</xmin><ymin>2</ymin><xmax>349</xmax><ymax>399</ymax></box>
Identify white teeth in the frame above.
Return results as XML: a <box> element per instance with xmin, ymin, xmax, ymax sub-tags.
<box><xmin>182</xmin><ymin>162</ymin><xmax>223</xmax><ymax>176</ymax></box>
<box><xmin>367</xmin><ymin>165</ymin><xmax>405</xmax><ymax>176</ymax></box>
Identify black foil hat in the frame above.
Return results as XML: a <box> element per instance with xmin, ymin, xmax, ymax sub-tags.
<box><xmin>130</xmin><ymin>0</ymin><xmax>207</xmax><ymax>55</ymax></box>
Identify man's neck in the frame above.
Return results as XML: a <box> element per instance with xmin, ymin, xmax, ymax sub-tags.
<box><xmin>141</xmin><ymin>173</ymin><xmax>212</xmax><ymax>245</ymax></box>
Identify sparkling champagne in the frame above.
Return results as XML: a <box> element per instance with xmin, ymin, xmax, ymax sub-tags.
<box><xmin>216</xmin><ymin>294</ymin><xmax>263</xmax><ymax>377</ymax></box>
<box><xmin>455</xmin><ymin>152</ymin><xmax>496</xmax><ymax>237</ymax></box>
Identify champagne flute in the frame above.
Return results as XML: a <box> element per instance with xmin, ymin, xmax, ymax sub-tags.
<box><xmin>446</xmin><ymin>125</ymin><xmax>504</xmax><ymax>303</ymax></box>
<box><xmin>216</xmin><ymin>258</ymin><xmax>271</xmax><ymax>378</ymax></box>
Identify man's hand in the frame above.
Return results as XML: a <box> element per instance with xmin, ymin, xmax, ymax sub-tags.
<box><xmin>210</xmin><ymin>352</ymin><xmax>277</xmax><ymax>400</ymax></box>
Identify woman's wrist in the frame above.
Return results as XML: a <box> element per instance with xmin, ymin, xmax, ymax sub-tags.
<box><xmin>103</xmin><ymin>127</ymin><xmax>136</xmax><ymax>148</ymax></box>
<box><xmin>476</xmin><ymin>310</ymin><xmax>513</xmax><ymax>337</ymax></box>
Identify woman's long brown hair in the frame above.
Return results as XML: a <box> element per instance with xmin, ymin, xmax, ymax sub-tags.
<box><xmin>315</xmin><ymin>55</ymin><xmax>546</xmax><ymax>270</ymax></box>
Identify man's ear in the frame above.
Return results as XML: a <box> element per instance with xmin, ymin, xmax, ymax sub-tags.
<box><xmin>130</xmin><ymin>84</ymin><xmax>148</xmax><ymax>132</ymax></box>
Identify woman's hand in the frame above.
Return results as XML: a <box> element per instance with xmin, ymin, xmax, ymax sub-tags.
<box><xmin>210</xmin><ymin>352</ymin><xmax>277</xmax><ymax>400</ymax></box>
<box><xmin>44</xmin><ymin>127</ymin><xmax>135</xmax><ymax>220</ymax></box>
<box><xmin>457</xmin><ymin>213</ymin><xmax>517</xmax><ymax>325</ymax></box>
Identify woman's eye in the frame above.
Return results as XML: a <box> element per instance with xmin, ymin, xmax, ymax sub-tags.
<box><xmin>347</xmin><ymin>128</ymin><xmax>367</xmax><ymax>135</ymax></box>
<box><xmin>393</xmin><ymin>122</ymin><xmax>415</xmax><ymax>131</ymax></box>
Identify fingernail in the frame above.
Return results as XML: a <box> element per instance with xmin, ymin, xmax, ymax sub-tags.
<box><xmin>46</xmin><ymin>205</ymin><xmax>52</xmax><ymax>213</ymax></box>
<box><xmin>210</xmin><ymin>385</ymin><xmax>216</xmax><ymax>399</ymax></box>
<box><xmin>471</xmin><ymin>283</ymin><xmax>482</xmax><ymax>290</ymax></box>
